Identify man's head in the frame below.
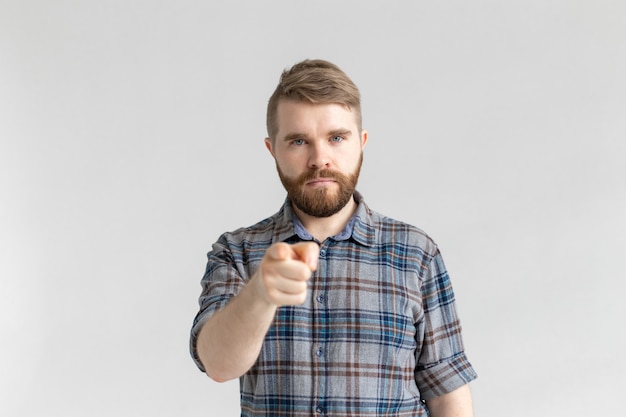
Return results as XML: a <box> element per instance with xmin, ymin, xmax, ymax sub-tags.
<box><xmin>266</xmin><ymin>59</ymin><xmax>362</xmax><ymax>142</ymax></box>
<box><xmin>265</xmin><ymin>59</ymin><xmax>367</xmax><ymax>219</ymax></box>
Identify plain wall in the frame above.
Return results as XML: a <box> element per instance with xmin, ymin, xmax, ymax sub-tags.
<box><xmin>1</xmin><ymin>1</ymin><xmax>625</xmax><ymax>416</ymax></box>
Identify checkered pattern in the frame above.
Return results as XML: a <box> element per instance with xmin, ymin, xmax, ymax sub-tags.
<box><xmin>190</xmin><ymin>192</ymin><xmax>477</xmax><ymax>416</ymax></box>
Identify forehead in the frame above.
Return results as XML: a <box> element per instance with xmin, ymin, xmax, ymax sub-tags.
<box><xmin>275</xmin><ymin>100</ymin><xmax>358</xmax><ymax>138</ymax></box>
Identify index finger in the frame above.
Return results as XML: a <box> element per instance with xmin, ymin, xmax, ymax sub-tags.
<box><xmin>290</xmin><ymin>241</ymin><xmax>320</xmax><ymax>271</ymax></box>
<box><xmin>266</xmin><ymin>242</ymin><xmax>320</xmax><ymax>271</ymax></box>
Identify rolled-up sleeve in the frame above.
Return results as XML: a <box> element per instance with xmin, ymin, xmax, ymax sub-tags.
<box><xmin>189</xmin><ymin>235</ymin><xmax>246</xmax><ymax>372</ymax></box>
<box><xmin>414</xmin><ymin>250</ymin><xmax>477</xmax><ymax>399</ymax></box>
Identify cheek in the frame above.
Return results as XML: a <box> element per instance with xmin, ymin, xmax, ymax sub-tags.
<box><xmin>338</xmin><ymin>148</ymin><xmax>362</xmax><ymax>168</ymax></box>
<box><xmin>275</xmin><ymin>154</ymin><xmax>304</xmax><ymax>175</ymax></box>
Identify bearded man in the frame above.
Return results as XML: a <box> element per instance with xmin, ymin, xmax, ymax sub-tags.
<box><xmin>190</xmin><ymin>59</ymin><xmax>477</xmax><ymax>417</ymax></box>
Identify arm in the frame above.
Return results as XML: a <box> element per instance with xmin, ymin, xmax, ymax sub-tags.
<box><xmin>196</xmin><ymin>242</ymin><xmax>319</xmax><ymax>382</ymax></box>
<box><xmin>414</xmin><ymin>250</ymin><xmax>478</xmax><ymax>405</ymax></box>
<box><xmin>426</xmin><ymin>384</ymin><xmax>474</xmax><ymax>417</ymax></box>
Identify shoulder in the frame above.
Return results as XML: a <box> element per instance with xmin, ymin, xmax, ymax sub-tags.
<box><xmin>207</xmin><ymin>213</ymin><xmax>282</xmax><ymax>268</ymax></box>
<box><xmin>214</xmin><ymin>201</ymin><xmax>296</xmax><ymax>249</ymax></box>
<box><xmin>361</xmin><ymin>205</ymin><xmax>439</xmax><ymax>256</ymax></box>
<box><xmin>218</xmin><ymin>212</ymin><xmax>280</xmax><ymax>246</ymax></box>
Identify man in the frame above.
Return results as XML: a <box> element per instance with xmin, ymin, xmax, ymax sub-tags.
<box><xmin>190</xmin><ymin>59</ymin><xmax>477</xmax><ymax>416</ymax></box>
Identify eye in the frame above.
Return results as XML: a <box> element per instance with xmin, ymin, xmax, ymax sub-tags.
<box><xmin>330</xmin><ymin>135</ymin><xmax>344</xmax><ymax>143</ymax></box>
<box><xmin>291</xmin><ymin>139</ymin><xmax>306</xmax><ymax>146</ymax></box>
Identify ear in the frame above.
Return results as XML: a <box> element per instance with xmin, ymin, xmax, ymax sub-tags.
<box><xmin>360</xmin><ymin>129</ymin><xmax>369</xmax><ymax>150</ymax></box>
<box><xmin>264</xmin><ymin>137</ymin><xmax>276</xmax><ymax>157</ymax></box>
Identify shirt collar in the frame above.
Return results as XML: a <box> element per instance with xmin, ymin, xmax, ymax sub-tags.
<box><xmin>272</xmin><ymin>191</ymin><xmax>376</xmax><ymax>247</ymax></box>
<box><xmin>350</xmin><ymin>192</ymin><xmax>376</xmax><ymax>247</ymax></box>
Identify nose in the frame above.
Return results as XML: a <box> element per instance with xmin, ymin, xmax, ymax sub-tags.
<box><xmin>308</xmin><ymin>142</ymin><xmax>330</xmax><ymax>169</ymax></box>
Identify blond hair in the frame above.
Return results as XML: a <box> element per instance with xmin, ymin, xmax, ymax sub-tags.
<box><xmin>266</xmin><ymin>59</ymin><xmax>361</xmax><ymax>140</ymax></box>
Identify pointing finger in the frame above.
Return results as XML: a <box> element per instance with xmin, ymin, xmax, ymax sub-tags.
<box><xmin>266</xmin><ymin>242</ymin><xmax>320</xmax><ymax>270</ymax></box>
<box><xmin>290</xmin><ymin>242</ymin><xmax>320</xmax><ymax>271</ymax></box>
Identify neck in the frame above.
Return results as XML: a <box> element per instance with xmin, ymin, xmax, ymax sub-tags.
<box><xmin>293</xmin><ymin>197</ymin><xmax>357</xmax><ymax>242</ymax></box>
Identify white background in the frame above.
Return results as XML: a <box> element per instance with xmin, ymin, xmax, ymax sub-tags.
<box><xmin>1</xmin><ymin>1</ymin><xmax>625</xmax><ymax>416</ymax></box>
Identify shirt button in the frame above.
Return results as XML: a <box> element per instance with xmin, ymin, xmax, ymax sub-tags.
<box><xmin>315</xmin><ymin>348</ymin><xmax>323</xmax><ymax>357</ymax></box>
<box><xmin>316</xmin><ymin>294</ymin><xmax>325</xmax><ymax>304</ymax></box>
<box><xmin>316</xmin><ymin>405</ymin><xmax>325</xmax><ymax>414</ymax></box>
<box><xmin>319</xmin><ymin>248</ymin><xmax>326</xmax><ymax>257</ymax></box>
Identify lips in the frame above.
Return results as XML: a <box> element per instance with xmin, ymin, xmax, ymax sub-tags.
<box><xmin>306</xmin><ymin>177</ymin><xmax>336</xmax><ymax>186</ymax></box>
<box><xmin>298</xmin><ymin>169</ymin><xmax>342</xmax><ymax>188</ymax></box>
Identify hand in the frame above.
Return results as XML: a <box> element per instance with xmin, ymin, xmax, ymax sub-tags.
<box><xmin>253</xmin><ymin>242</ymin><xmax>319</xmax><ymax>306</ymax></box>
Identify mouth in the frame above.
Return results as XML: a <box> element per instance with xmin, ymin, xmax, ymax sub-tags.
<box><xmin>306</xmin><ymin>178</ymin><xmax>336</xmax><ymax>187</ymax></box>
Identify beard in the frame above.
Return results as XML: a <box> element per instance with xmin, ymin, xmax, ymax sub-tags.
<box><xmin>276</xmin><ymin>154</ymin><xmax>363</xmax><ymax>218</ymax></box>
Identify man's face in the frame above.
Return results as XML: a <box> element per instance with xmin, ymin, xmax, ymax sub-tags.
<box><xmin>265</xmin><ymin>100</ymin><xmax>368</xmax><ymax>218</ymax></box>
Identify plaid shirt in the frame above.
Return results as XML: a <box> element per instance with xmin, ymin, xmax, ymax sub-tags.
<box><xmin>190</xmin><ymin>192</ymin><xmax>477</xmax><ymax>416</ymax></box>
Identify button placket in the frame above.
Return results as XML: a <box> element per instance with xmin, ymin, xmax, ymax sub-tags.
<box><xmin>313</xmin><ymin>242</ymin><xmax>330</xmax><ymax>416</ymax></box>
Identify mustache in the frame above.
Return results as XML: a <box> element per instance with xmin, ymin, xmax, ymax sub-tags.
<box><xmin>297</xmin><ymin>169</ymin><xmax>346</xmax><ymax>183</ymax></box>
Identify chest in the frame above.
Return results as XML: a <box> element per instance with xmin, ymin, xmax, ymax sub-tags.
<box><xmin>268</xmin><ymin>241</ymin><xmax>426</xmax><ymax>351</ymax></box>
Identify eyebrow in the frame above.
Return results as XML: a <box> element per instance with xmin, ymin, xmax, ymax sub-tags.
<box><xmin>328</xmin><ymin>129</ymin><xmax>352</xmax><ymax>138</ymax></box>
<box><xmin>282</xmin><ymin>132</ymin><xmax>309</xmax><ymax>142</ymax></box>
<box><xmin>282</xmin><ymin>129</ymin><xmax>352</xmax><ymax>142</ymax></box>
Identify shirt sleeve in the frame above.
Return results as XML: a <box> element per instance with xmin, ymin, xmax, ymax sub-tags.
<box><xmin>189</xmin><ymin>235</ymin><xmax>246</xmax><ymax>372</ymax></box>
<box><xmin>414</xmin><ymin>249</ymin><xmax>477</xmax><ymax>399</ymax></box>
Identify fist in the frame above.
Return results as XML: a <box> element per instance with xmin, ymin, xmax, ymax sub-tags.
<box><xmin>254</xmin><ymin>242</ymin><xmax>320</xmax><ymax>306</ymax></box>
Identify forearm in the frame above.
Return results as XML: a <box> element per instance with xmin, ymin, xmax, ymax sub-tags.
<box><xmin>426</xmin><ymin>384</ymin><xmax>474</xmax><ymax>417</ymax></box>
<box><xmin>196</xmin><ymin>241</ymin><xmax>318</xmax><ymax>382</ymax></box>
<box><xmin>196</xmin><ymin>275</ymin><xmax>277</xmax><ymax>382</ymax></box>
